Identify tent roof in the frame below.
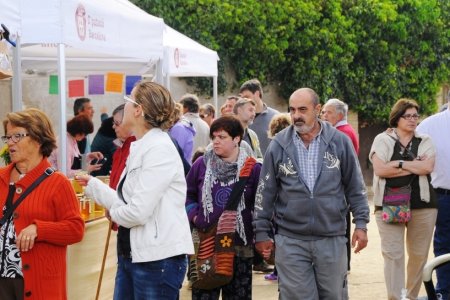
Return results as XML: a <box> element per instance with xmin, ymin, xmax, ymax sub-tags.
<box><xmin>163</xmin><ymin>25</ymin><xmax>219</xmax><ymax>77</ymax></box>
<box><xmin>2</xmin><ymin>0</ymin><xmax>164</xmax><ymax>61</ymax></box>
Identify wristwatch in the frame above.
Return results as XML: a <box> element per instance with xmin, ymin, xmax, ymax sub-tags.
<box><xmin>398</xmin><ymin>160</ymin><xmax>404</xmax><ymax>169</ymax></box>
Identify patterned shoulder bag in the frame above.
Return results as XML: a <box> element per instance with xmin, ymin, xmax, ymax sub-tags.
<box><xmin>189</xmin><ymin>157</ymin><xmax>257</xmax><ymax>290</ymax></box>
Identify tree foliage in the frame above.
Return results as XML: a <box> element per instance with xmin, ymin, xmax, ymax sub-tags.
<box><xmin>132</xmin><ymin>0</ymin><xmax>450</xmax><ymax>123</ymax></box>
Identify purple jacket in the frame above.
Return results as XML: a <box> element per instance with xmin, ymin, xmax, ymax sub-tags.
<box><xmin>185</xmin><ymin>156</ymin><xmax>261</xmax><ymax>246</ymax></box>
<box><xmin>169</xmin><ymin>118</ymin><xmax>196</xmax><ymax>163</ymax></box>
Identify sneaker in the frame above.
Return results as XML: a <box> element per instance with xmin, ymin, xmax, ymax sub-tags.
<box><xmin>253</xmin><ymin>261</ymin><xmax>274</xmax><ymax>273</ymax></box>
<box><xmin>264</xmin><ymin>273</ymin><xmax>278</xmax><ymax>281</ymax></box>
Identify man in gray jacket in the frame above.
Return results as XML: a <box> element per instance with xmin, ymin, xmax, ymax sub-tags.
<box><xmin>254</xmin><ymin>88</ymin><xmax>369</xmax><ymax>300</ymax></box>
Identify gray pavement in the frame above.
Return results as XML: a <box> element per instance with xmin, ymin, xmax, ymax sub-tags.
<box><xmin>180</xmin><ymin>196</ymin><xmax>434</xmax><ymax>299</ymax></box>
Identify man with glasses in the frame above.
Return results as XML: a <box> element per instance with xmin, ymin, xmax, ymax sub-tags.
<box><xmin>199</xmin><ymin>103</ymin><xmax>215</xmax><ymax>127</ymax></box>
<box><xmin>417</xmin><ymin>92</ymin><xmax>450</xmax><ymax>300</ymax></box>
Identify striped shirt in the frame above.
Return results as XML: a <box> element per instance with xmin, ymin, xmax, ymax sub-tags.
<box><xmin>293</xmin><ymin>127</ymin><xmax>322</xmax><ymax>192</ymax></box>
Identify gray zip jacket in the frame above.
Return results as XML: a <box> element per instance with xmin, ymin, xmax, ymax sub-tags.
<box><xmin>254</xmin><ymin>121</ymin><xmax>369</xmax><ymax>241</ymax></box>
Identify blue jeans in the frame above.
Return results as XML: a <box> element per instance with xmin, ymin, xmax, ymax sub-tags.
<box><xmin>114</xmin><ymin>254</ymin><xmax>187</xmax><ymax>300</ymax></box>
<box><xmin>434</xmin><ymin>192</ymin><xmax>450</xmax><ymax>299</ymax></box>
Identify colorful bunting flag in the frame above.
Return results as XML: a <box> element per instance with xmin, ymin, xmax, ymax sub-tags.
<box><xmin>49</xmin><ymin>75</ymin><xmax>58</xmax><ymax>95</ymax></box>
<box><xmin>106</xmin><ymin>72</ymin><xmax>124</xmax><ymax>93</ymax></box>
<box><xmin>68</xmin><ymin>79</ymin><xmax>85</xmax><ymax>98</ymax></box>
<box><xmin>125</xmin><ymin>75</ymin><xmax>142</xmax><ymax>95</ymax></box>
<box><xmin>88</xmin><ymin>75</ymin><xmax>105</xmax><ymax>95</ymax></box>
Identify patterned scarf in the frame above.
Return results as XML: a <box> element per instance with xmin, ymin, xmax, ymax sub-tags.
<box><xmin>202</xmin><ymin>146</ymin><xmax>252</xmax><ymax>244</ymax></box>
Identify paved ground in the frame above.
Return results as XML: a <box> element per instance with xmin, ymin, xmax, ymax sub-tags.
<box><xmin>180</xmin><ymin>196</ymin><xmax>434</xmax><ymax>299</ymax></box>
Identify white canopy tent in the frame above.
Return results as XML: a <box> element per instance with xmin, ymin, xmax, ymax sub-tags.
<box><xmin>0</xmin><ymin>0</ymin><xmax>165</xmax><ymax>175</ymax></box>
<box><xmin>162</xmin><ymin>25</ymin><xmax>220</xmax><ymax>108</ymax></box>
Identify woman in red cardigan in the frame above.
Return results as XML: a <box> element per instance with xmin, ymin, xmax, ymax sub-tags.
<box><xmin>0</xmin><ymin>108</ymin><xmax>84</xmax><ymax>300</ymax></box>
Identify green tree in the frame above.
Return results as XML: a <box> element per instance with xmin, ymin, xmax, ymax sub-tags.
<box><xmin>132</xmin><ymin>0</ymin><xmax>450</xmax><ymax>123</ymax></box>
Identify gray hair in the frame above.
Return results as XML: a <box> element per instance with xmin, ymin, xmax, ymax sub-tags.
<box><xmin>233</xmin><ymin>97</ymin><xmax>255</xmax><ymax>115</ymax></box>
<box><xmin>325</xmin><ymin>98</ymin><xmax>348</xmax><ymax>119</ymax></box>
<box><xmin>200</xmin><ymin>103</ymin><xmax>216</xmax><ymax>118</ymax></box>
<box><xmin>179</xmin><ymin>93</ymin><xmax>200</xmax><ymax>113</ymax></box>
<box><xmin>112</xmin><ymin>104</ymin><xmax>125</xmax><ymax>116</ymax></box>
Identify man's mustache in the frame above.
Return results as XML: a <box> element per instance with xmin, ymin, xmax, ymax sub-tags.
<box><xmin>293</xmin><ymin>118</ymin><xmax>305</xmax><ymax>124</ymax></box>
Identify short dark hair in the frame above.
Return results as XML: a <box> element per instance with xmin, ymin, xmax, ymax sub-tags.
<box><xmin>389</xmin><ymin>98</ymin><xmax>420</xmax><ymax>127</ymax></box>
<box><xmin>97</xmin><ymin>117</ymin><xmax>116</xmax><ymax>138</ymax></box>
<box><xmin>179</xmin><ymin>94</ymin><xmax>200</xmax><ymax>113</ymax></box>
<box><xmin>239</xmin><ymin>79</ymin><xmax>263</xmax><ymax>98</ymax></box>
<box><xmin>67</xmin><ymin>114</ymin><xmax>94</xmax><ymax>137</ymax></box>
<box><xmin>73</xmin><ymin>98</ymin><xmax>91</xmax><ymax>115</ymax></box>
<box><xmin>210</xmin><ymin>116</ymin><xmax>244</xmax><ymax>142</ymax></box>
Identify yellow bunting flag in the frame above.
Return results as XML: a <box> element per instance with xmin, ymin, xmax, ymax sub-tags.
<box><xmin>105</xmin><ymin>72</ymin><xmax>124</xmax><ymax>93</ymax></box>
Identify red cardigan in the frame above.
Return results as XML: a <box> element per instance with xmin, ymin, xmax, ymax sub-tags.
<box><xmin>336</xmin><ymin>123</ymin><xmax>360</xmax><ymax>154</ymax></box>
<box><xmin>109</xmin><ymin>136</ymin><xmax>135</xmax><ymax>189</ymax></box>
<box><xmin>0</xmin><ymin>159</ymin><xmax>84</xmax><ymax>300</ymax></box>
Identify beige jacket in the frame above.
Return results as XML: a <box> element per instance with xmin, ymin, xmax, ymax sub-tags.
<box><xmin>369</xmin><ymin>130</ymin><xmax>435</xmax><ymax>206</ymax></box>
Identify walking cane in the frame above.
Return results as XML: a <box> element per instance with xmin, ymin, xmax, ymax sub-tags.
<box><xmin>95</xmin><ymin>220</ymin><xmax>113</xmax><ymax>300</ymax></box>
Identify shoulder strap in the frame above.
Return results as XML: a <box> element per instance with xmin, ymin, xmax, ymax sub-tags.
<box><xmin>387</xmin><ymin>134</ymin><xmax>416</xmax><ymax>159</ymax></box>
<box><xmin>117</xmin><ymin>173</ymin><xmax>127</xmax><ymax>204</ymax></box>
<box><xmin>225</xmin><ymin>157</ymin><xmax>257</xmax><ymax>211</ymax></box>
<box><xmin>0</xmin><ymin>167</ymin><xmax>54</xmax><ymax>226</ymax></box>
<box><xmin>387</xmin><ymin>134</ymin><xmax>417</xmax><ymax>185</ymax></box>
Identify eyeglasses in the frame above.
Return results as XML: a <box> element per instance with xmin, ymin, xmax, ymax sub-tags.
<box><xmin>1</xmin><ymin>133</ymin><xmax>29</xmax><ymax>143</ymax></box>
<box><xmin>124</xmin><ymin>96</ymin><xmax>145</xmax><ymax>117</ymax></box>
<box><xmin>113</xmin><ymin>120</ymin><xmax>122</xmax><ymax>127</ymax></box>
<box><xmin>401</xmin><ymin>114</ymin><xmax>420</xmax><ymax>120</ymax></box>
<box><xmin>124</xmin><ymin>96</ymin><xmax>140</xmax><ymax>106</ymax></box>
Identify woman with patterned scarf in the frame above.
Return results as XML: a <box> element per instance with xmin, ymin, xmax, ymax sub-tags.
<box><xmin>186</xmin><ymin>116</ymin><xmax>261</xmax><ymax>299</ymax></box>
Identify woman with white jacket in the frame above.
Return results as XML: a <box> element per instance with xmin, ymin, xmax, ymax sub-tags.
<box><xmin>78</xmin><ymin>81</ymin><xmax>194</xmax><ymax>299</ymax></box>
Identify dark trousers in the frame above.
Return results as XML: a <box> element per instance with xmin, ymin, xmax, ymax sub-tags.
<box><xmin>434</xmin><ymin>191</ymin><xmax>450</xmax><ymax>299</ymax></box>
<box><xmin>0</xmin><ymin>278</ymin><xmax>24</xmax><ymax>300</ymax></box>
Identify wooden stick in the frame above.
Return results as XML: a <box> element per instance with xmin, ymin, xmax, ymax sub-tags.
<box><xmin>95</xmin><ymin>220</ymin><xmax>112</xmax><ymax>300</ymax></box>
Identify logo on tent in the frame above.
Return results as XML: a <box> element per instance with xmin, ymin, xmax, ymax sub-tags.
<box><xmin>174</xmin><ymin>48</ymin><xmax>180</xmax><ymax>68</ymax></box>
<box><xmin>75</xmin><ymin>4</ymin><xmax>87</xmax><ymax>41</ymax></box>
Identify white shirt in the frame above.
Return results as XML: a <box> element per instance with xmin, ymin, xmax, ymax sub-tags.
<box><xmin>416</xmin><ymin>109</ymin><xmax>450</xmax><ymax>189</ymax></box>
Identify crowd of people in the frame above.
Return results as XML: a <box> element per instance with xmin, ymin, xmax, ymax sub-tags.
<box><xmin>0</xmin><ymin>78</ymin><xmax>449</xmax><ymax>300</ymax></box>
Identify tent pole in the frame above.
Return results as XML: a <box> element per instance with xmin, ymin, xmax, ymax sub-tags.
<box><xmin>12</xmin><ymin>35</ymin><xmax>22</xmax><ymax>112</ymax></box>
<box><xmin>57</xmin><ymin>44</ymin><xmax>67</xmax><ymax>176</ymax></box>
<box><xmin>155</xmin><ymin>58</ymin><xmax>163</xmax><ymax>84</ymax></box>
<box><xmin>213</xmin><ymin>76</ymin><xmax>218</xmax><ymax>111</ymax></box>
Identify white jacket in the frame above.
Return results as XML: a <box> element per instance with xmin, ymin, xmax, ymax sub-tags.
<box><xmin>85</xmin><ymin>128</ymin><xmax>194</xmax><ymax>262</ymax></box>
